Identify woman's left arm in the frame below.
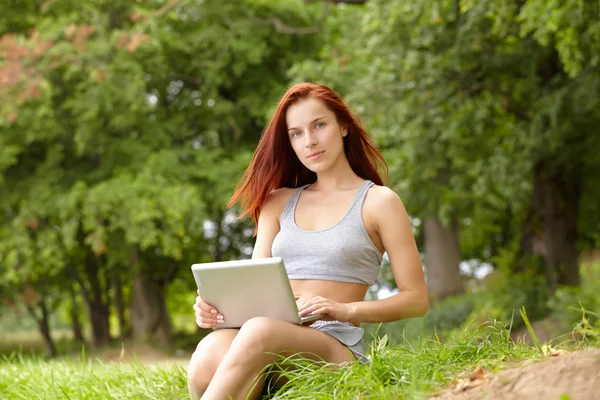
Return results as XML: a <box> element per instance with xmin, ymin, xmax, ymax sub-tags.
<box><xmin>347</xmin><ymin>187</ymin><xmax>429</xmax><ymax>323</ymax></box>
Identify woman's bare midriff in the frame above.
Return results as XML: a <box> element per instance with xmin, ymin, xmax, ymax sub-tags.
<box><xmin>291</xmin><ymin>279</ymin><xmax>368</xmax><ymax>327</ymax></box>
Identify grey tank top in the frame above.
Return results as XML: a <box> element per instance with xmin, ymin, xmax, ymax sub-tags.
<box><xmin>271</xmin><ymin>180</ymin><xmax>383</xmax><ymax>286</ymax></box>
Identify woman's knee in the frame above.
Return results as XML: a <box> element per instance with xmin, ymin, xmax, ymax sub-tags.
<box><xmin>187</xmin><ymin>330</ymin><xmax>237</xmax><ymax>398</ymax></box>
<box><xmin>236</xmin><ymin>317</ymin><xmax>281</xmax><ymax>353</ymax></box>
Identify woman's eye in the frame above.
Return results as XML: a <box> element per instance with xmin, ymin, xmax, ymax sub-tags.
<box><xmin>291</xmin><ymin>131</ymin><xmax>301</xmax><ymax>137</ymax></box>
<box><xmin>316</xmin><ymin>122</ymin><xmax>325</xmax><ymax>129</ymax></box>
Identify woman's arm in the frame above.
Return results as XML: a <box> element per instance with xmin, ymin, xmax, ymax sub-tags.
<box><xmin>251</xmin><ymin>190</ymin><xmax>286</xmax><ymax>259</ymax></box>
<box><xmin>347</xmin><ymin>186</ymin><xmax>429</xmax><ymax>323</ymax></box>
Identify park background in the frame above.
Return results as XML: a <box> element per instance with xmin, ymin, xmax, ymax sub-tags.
<box><xmin>1</xmin><ymin>0</ymin><xmax>599</xmax><ymax>399</ymax></box>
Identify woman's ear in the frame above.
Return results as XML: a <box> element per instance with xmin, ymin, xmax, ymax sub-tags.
<box><xmin>342</xmin><ymin>127</ymin><xmax>348</xmax><ymax>137</ymax></box>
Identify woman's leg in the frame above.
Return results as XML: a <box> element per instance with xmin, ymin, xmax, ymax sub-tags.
<box><xmin>201</xmin><ymin>317</ymin><xmax>355</xmax><ymax>400</ymax></box>
<box><xmin>187</xmin><ymin>329</ymin><xmax>239</xmax><ymax>399</ymax></box>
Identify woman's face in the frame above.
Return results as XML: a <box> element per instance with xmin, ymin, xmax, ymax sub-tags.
<box><xmin>285</xmin><ymin>97</ymin><xmax>347</xmax><ymax>174</ymax></box>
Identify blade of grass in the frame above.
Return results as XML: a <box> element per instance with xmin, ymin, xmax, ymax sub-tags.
<box><xmin>520</xmin><ymin>306</ymin><xmax>544</xmax><ymax>355</ymax></box>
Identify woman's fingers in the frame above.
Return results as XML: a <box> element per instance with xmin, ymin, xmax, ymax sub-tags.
<box><xmin>297</xmin><ymin>296</ymin><xmax>322</xmax><ymax>311</ymax></box>
<box><xmin>197</xmin><ymin>320</ymin><xmax>217</xmax><ymax>329</ymax></box>
<box><xmin>300</xmin><ymin>304</ymin><xmax>321</xmax><ymax>316</ymax></box>
<box><xmin>299</xmin><ymin>299</ymin><xmax>327</xmax><ymax>316</ymax></box>
<box><xmin>196</xmin><ymin>293</ymin><xmax>221</xmax><ymax>317</ymax></box>
<box><xmin>196</xmin><ymin>295</ymin><xmax>218</xmax><ymax>313</ymax></box>
<box><xmin>196</xmin><ymin>317</ymin><xmax>222</xmax><ymax>329</ymax></box>
<box><xmin>196</xmin><ymin>308</ymin><xmax>224</xmax><ymax>321</ymax></box>
<box><xmin>193</xmin><ymin>293</ymin><xmax>224</xmax><ymax>328</ymax></box>
<box><xmin>194</xmin><ymin>312</ymin><xmax>224</xmax><ymax>328</ymax></box>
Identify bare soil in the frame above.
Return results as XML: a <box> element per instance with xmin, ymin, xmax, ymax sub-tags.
<box><xmin>432</xmin><ymin>348</ymin><xmax>600</xmax><ymax>400</ymax></box>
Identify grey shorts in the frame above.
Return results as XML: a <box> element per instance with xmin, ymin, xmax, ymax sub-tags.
<box><xmin>309</xmin><ymin>320</ymin><xmax>370</xmax><ymax>364</ymax></box>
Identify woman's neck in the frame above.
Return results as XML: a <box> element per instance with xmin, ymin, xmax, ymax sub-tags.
<box><xmin>311</xmin><ymin>156</ymin><xmax>363</xmax><ymax>192</ymax></box>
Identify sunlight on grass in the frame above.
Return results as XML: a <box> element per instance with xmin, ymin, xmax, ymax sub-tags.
<box><xmin>1</xmin><ymin>316</ymin><xmax>597</xmax><ymax>400</ymax></box>
<box><xmin>264</xmin><ymin>319</ymin><xmax>541</xmax><ymax>399</ymax></box>
<box><xmin>0</xmin><ymin>353</ymin><xmax>189</xmax><ymax>400</ymax></box>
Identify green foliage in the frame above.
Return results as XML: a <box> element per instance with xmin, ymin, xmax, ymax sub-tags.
<box><xmin>473</xmin><ymin>273</ymin><xmax>551</xmax><ymax>327</ymax></box>
<box><xmin>364</xmin><ymin>294</ymin><xmax>476</xmax><ymax>345</ymax></box>
<box><xmin>166</xmin><ymin>278</ymin><xmax>199</xmax><ymax>334</ymax></box>
<box><xmin>518</xmin><ymin>0</ymin><xmax>600</xmax><ymax>77</ymax></box>
<box><xmin>548</xmin><ymin>261</ymin><xmax>600</xmax><ymax>331</ymax></box>
<box><xmin>290</xmin><ymin>0</ymin><xmax>600</xmax><ymax>276</ymax></box>
<box><xmin>0</xmin><ymin>0</ymin><xmax>325</xmax><ymax>343</ymax></box>
<box><xmin>367</xmin><ymin>271</ymin><xmax>550</xmax><ymax>346</ymax></box>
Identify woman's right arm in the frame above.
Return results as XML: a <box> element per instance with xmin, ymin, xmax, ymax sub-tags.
<box><xmin>194</xmin><ymin>189</ymin><xmax>287</xmax><ymax>329</ymax></box>
<box><xmin>252</xmin><ymin>190</ymin><xmax>285</xmax><ymax>259</ymax></box>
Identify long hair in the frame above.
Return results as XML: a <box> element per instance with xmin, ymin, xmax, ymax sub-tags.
<box><xmin>228</xmin><ymin>82</ymin><xmax>388</xmax><ymax>229</ymax></box>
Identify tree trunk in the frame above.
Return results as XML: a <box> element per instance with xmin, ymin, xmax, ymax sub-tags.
<box><xmin>26</xmin><ymin>300</ymin><xmax>57</xmax><ymax>357</ymax></box>
<box><xmin>529</xmin><ymin>162</ymin><xmax>581</xmax><ymax>292</ymax></box>
<box><xmin>130</xmin><ymin>276</ymin><xmax>172</xmax><ymax>347</ymax></box>
<box><xmin>423</xmin><ymin>217</ymin><xmax>465</xmax><ymax>299</ymax></box>
<box><xmin>38</xmin><ymin>300</ymin><xmax>57</xmax><ymax>357</ymax></box>
<box><xmin>86</xmin><ymin>299</ymin><xmax>111</xmax><ymax>348</ymax></box>
<box><xmin>111</xmin><ymin>270</ymin><xmax>128</xmax><ymax>340</ymax></box>
<box><xmin>76</xmin><ymin>254</ymin><xmax>111</xmax><ymax>349</ymax></box>
<box><xmin>70</xmin><ymin>284</ymin><xmax>85</xmax><ymax>343</ymax></box>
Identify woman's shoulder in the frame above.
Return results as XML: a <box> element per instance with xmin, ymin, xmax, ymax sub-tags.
<box><xmin>367</xmin><ymin>183</ymin><xmax>401</xmax><ymax>200</ymax></box>
<box><xmin>365</xmin><ymin>184</ymin><xmax>406</xmax><ymax>214</ymax></box>
<box><xmin>260</xmin><ymin>187</ymin><xmax>297</xmax><ymax>220</ymax></box>
<box><xmin>267</xmin><ymin>186</ymin><xmax>297</xmax><ymax>203</ymax></box>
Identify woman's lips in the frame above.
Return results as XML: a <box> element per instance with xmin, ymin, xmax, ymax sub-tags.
<box><xmin>308</xmin><ymin>150</ymin><xmax>325</xmax><ymax>160</ymax></box>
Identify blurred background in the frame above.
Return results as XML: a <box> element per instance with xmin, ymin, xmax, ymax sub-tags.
<box><xmin>0</xmin><ymin>0</ymin><xmax>599</xmax><ymax>364</ymax></box>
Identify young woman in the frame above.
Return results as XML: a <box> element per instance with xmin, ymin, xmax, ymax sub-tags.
<box><xmin>188</xmin><ymin>82</ymin><xmax>429</xmax><ymax>400</ymax></box>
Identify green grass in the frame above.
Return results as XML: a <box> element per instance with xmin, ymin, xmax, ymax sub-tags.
<box><xmin>2</xmin><ymin>311</ymin><xmax>598</xmax><ymax>400</ymax></box>
<box><xmin>263</xmin><ymin>320</ymin><xmax>542</xmax><ymax>399</ymax></box>
<box><xmin>0</xmin><ymin>354</ymin><xmax>189</xmax><ymax>400</ymax></box>
<box><xmin>0</xmin><ymin>320</ymin><xmax>551</xmax><ymax>400</ymax></box>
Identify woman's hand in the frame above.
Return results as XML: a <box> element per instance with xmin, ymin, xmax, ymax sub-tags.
<box><xmin>296</xmin><ymin>295</ymin><xmax>353</xmax><ymax>322</ymax></box>
<box><xmin>193</xmin><ymin>290</ymin><xmax>224</xmax><ymax>329</ymax></box>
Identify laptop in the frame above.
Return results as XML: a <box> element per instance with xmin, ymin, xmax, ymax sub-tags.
<box><xmin>191</xmin><ymin>257</ymin><xmax>322</xmax><ymax>329</ymax></box>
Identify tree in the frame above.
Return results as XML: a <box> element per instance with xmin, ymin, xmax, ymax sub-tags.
<box><xmin>515</xmin><ymin>0</ymin><xmax>600</xmax><ymax>290</ymax></box>
<box><xmin>0</xmin><ymin>0</ymin><xmax>327</xmax><ymax>350</ymax></box>
<box><xmin>289</xmin><ymin>0</ymin><xmax>600</xmax><ymax>297</ymax></box>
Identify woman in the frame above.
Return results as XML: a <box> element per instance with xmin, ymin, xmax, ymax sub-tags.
<box><xmin>188</xmin><ymin>82</ymin><xmax>429</xmax><ymax>400</ymax></box>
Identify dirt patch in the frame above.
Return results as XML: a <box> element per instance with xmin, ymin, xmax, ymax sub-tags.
<box><xmin>432</xmin><ymin>348</ymin><xmax>600</xmax><ymax>400</ymax></box>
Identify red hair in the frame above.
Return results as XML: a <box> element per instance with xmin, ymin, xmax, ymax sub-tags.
<box><xmin>228</xmin><ymin>82</ymin><xmax>388</xmax><ymax>229</ymax></box>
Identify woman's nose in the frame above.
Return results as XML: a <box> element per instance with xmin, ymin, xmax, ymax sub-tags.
<box><xmin>304</xmin><ymin>131</ymin><xmax>317</xmax><ymax>148</ymax></box>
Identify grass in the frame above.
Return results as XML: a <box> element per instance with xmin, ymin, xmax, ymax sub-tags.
<box><xmin>263</xmin><ymin>319</ymin><xmax>543</xmax><ymax>399</ymax></box>
<box><xmin>0</xmin><ymin>319</ymin><xmax>564</xmax><ymax>400</ymax></box>
<box><xmin>2</xmin><ymin>307</ymin><xmax>598</xmax><ymax>400</ymax></box>
<box><xmin>0</xmin><ymin>353</ymin><xmax>189</xmax><ymax>400</ymax></box>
